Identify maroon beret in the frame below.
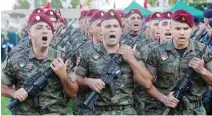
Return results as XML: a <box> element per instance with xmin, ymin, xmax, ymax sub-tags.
<box><xmin>44</xmin><ymin>10</ymin><xmax>59</xmax><ymax>21</ymax></box>
<box><xmin>116</xmin><ymin>10</ymin><xmax>125</xmax><ymax>18</ymax></box>
<box><xmin>79</xmin><ymin>10</ymin><xmax>85</xmax><ymax>20</ymax></box>
<box><xmin>85</xmin><ymin>9</ymin><xmax>98</xmax><ymax>17</ymax></box>
<box><xmin>89</xmin><ymin>10</ymin><xmax>105</xmax><ymax>24</ymax></box>
<box><xmin>144</xmin><ymin>14</ymin><xmax>151</xmax><ymax>22</ymax></box>
<box><xmin>159</xmin><ymin>11</ymin><xmax>173</xmax><ymax>20</ymax></box>
<box><xmin>101</xmin><ymin>9</ymin><xmax>122</xmax><ymax>27</ymax></box>
<box><xmin>32</xmin><ymin>8</ymin><xmax>44</xmax><ymax>14</ymax></box>
<box><xmin>29</xmin><ymin>13</ymin><xmax>54</xmax><ymax>32</ymax></box>
<box><xmin>171</xmin><ymin>10</ymin><xmax>194</xmax><ymax>28</ymax></box>
<box><xmin>149</xmin><ymin>12</ymin><xmax>161</xmax><ymax>21</ymax></box>
<box><xmin>125</xmin><ymin>9</ymin><xmax>142</xmax><ymax>18</ymax></box>
<box><xmin>55</xmin><ymin>9</ymin><xmax>61</xmax><ymax>16</ymax></box>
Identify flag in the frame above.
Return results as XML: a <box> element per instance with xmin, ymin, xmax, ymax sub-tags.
<box><xmin>43</xmin><ymin>0</ymin><xmax>51</xmax><ymax>9</ymax></box>
<box><xmin>144</xmin><ymin>0</ymin><xmax>148</xmax><ymax>8</ymax></box>
<box><xmin>13</xmin><ymin>0</ymin><xmax>18</xmax><ymax>10</ymax></box>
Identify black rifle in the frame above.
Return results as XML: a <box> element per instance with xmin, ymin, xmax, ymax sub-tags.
<box><xmin>83</xmin><ymin>54</ymin><xmax>123</xmax><ymax>111</ymax></box>
<box><xmin>162</xmin><ymin>36</ymin><xmax>212</xmax><ymax>115</ymax></box>
<box><xmin>7</xmin><ymin>40</ymin><xmax>88</xmax><ymax>112</ymax></box>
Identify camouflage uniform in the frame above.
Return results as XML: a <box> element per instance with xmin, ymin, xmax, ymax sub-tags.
<box><xmin>191</xmin><ymin>28</ymin><xmax>208</xmax><ymax>43</ymax></box>
<box><xmin>133</xmin><ymin>40</ymin><xmax>160</xmax><ymax>115</ymax></box>
<box><xmin>75</xmin><ymin>43</ymin><xmax>137</xmax><ymax>115</ymax></box>
<box><xmin>1</xmin><ymin>47</ymin><xmax>69</xmax><ymax>115</ymax></box>
<box><xmin>121</xmin><ymin>32</ymin><xmax>146</xmax><ymax>48</ymax></box>
<box><xmin>145</xmin><ymin>40</ymin><xmax>212</xmax><ymax>115</ymax></box>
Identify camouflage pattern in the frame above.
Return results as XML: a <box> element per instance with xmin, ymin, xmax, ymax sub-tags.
<box><xmin>1</xmin><ymin>46</ymin><xmax>69</xmax><ymax>115</ymax></box>
<box><xmin>191</xmin><ymin>28</ymin><xmax>208</xmax><ymax>43</ymax></box>
<box><xmin>121</xmin><ymin>32</ymin><xmax>146</xmax><ymax>49</ymax></box>
<box><xmin>7</xmin><ymin>37</ymin><xmax>31</xmax><ymax>59</ymax></box>
<box><xmin>145</xmin><ymin>39</ymin><xmax>212</xmax><ymax>115</ymax></box>
<box><xmin>137</xmin><ymin>41</ymin><xmax>160</xmax><ymax>62</ymax></box>
<box><xmin>75</xmin><ymin>43</ymin><xmax>136</xmax><ymax>115</ymax></box>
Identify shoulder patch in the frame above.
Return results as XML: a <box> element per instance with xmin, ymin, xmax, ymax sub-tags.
<box><xmin>18</xmin><ymin>59</ymin><xmax>27</xmax><ymax>68</ymax></box>
<box><xmin>161</xmin><ymin>52</ymin><xmax>168</xmax><ymax>61</ymax></box>
<box><xmin>91</xmin><ymin>51</ymin><xmax>100</xmax><ymax>60</ymax></box>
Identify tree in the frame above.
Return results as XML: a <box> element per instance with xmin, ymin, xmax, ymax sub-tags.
<box><xmin>51</xmin><ymin>0</ymin><xmax>62</xmax><ymax>8</ymax></box>
<box><xmin>17</xmin><ymin>0</ymin><xmax>30</xmax><ymax>9</ymax></box>
<box><xmin>71</xmin><ymin>0</ymin><xmax>80</xmax><ymax>8</ymax></box>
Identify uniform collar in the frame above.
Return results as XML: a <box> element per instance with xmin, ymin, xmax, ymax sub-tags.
<box><xmin>29</xmin><ymin>47</ymin><xmax>55</xmax><ymax>62</ymax></box>
<box><xmin>166</xmin><ymin>39</ymin><xmax>195</xmax><ymax>57</ymax></box>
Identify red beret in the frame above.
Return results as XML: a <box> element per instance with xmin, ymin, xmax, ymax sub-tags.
<box><xmin>101</xmin><ymin>9</ymin><xmax>122</xmax><ymax>27</ymax></box>
<box><xmin>29</xmin><ymin>13</ymin><xmax>54</xmax><ymax>32</ymax></box>
<box><xmin>144</xmin><ymin>14</ymin><xmax>151</xmax><ymax>22</ymax></box>
<box><xmin>116</xmin><ymin>10</ymin><xmax>125</xmax><ymax>18</ymax></box>
<box><xmin>79</xmin><ymin>10</ymin><xmax>85</xmax><ymax>20</ymax></box>
<box><xmin>44</xmin><ymin>10</ymin><xmax>59</xmax><ymax>21</ymax></box>
<box><xmin>204</xmin><ymin>9</ymin><xmax>212</xmax><ymax>18</ymax></box>
<box><xmin>89</xmin><ymin>10</ymin><xmax>105</xmax><ymax>24</ymax></box>
<box><xmin>159</xmin><ymin>11</ymin><xmax>173</xmax><ymax>20</ymax></box>
<box><xmin>32</xmin><ymin>8</ymin><xmax>44</xmax><ymax>14</ymax></box>
<box><xmin>149</xmin><ymin>12</ymin><xmax>161</xmax><ymax>21</ymax></box>
<box><xmin>125</xmin><ymin>9</ymin><xmax>142</xmax><ymax>18</ymax></box>
<box><xmin>55</xmin><ymin>9</ymin><xmax>61</xmax><ymax>16</ymax></box>
<box><xmin>171</xmin><ymin>10</ymin><xmax>194</xmax><ymax>28</ymax></box>
<box><xmin>85</xmin><ymin>9</ymin><xmax>98</xmax><ymax>17</ymax></box>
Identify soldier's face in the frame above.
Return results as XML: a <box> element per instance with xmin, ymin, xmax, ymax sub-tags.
<box><xmin>128</xmin><ymin>13</ymin><xmax>142</xmax><ymax>32</ymax></box>
<box><xmin>101</xmin><ymin>19</ymin><xmax>122</xmax><ymax>46</ymax></box>
<box><xmin>150</xmin><ymin>20</ymin><xmax>159</xmax><ymax>41</ymax></box>
<box><xmin>90</xmin><ymin>19</ymin><xmax>101</xmax><ymax>41</ymax></box>
<box><xmin>159</xmin><ymin>19</ymin><xmax>172</xmax><ymax>43</ymax></box>
<box><xmin>172</xmin><ymin>21</ymin><xmax>192</xmax><ymax>46</ymax></box>
<box><xmin>30</xmin><ymin>22</ymin><xmax>53</xmax><ymax>48</ymax></box>
<box><xmin>207</xmin><ymin>25</ymin><xmax>212</xmax><ymax>35</ymax></box>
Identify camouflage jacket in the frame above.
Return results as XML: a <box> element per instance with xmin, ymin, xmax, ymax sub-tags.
<box><xmin>75</xmin><ymin>43</ymin><xmax>135</xmax><ymax>107</ymax></box>
<box><xmin>146</xmin><ymin>39</ymin><xmax>212</xmax><ymax>114</ymax></box>
<box><xmin>2</xmin><ymin>47</ymin><xmax>69</xmax><ymax>115</ymax></box>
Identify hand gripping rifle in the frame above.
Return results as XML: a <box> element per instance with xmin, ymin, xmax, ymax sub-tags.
<box><xmin>83</xmin><ymin>54</ymin><xmax>123</xmax><ymax>111</ymax></box>
<box><xmin>162</xmin><ymin>36</ymin><xmax>212</xmax><ymax>115</ymax></box>
<box><xmin>7</xmin><ymin>39</ymin><xmax>88</xmax><ymax>112</ymax></box>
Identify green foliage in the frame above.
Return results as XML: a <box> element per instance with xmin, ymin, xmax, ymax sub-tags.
<box><xmin>51</xmin><ymin>0</ymin><xmax>63</xmax><ymax>8</ymax></box>
<box><xmin>189</xmin><ymin>2</ymin><xmax>212</xmax><ymax>10</ymax></box>
<box><xmin>71</xmin><ymin>0</ymin><xmax>80</xmax><ymax>8</ymax></box>
<box><xmin>17</xmin><ymin>0</ymin><xmax>30</xmax><ymax>9</ymax></box>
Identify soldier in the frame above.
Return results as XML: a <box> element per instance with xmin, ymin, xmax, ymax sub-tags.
<box><xmin>138</xmin><ymin>11</ymin><xmax>173</xmax><ymax>62</ymax></box>
<box><xmin>133</xmin><ymin>11</ymin><xmax>173</xmax><ymax>115</ymax></box>
<box><xmin>1</xmin><ymin>13</ymin><xmax>78</xmax><ymax>115</ymax></box>
<box><xmin>145</xmin><ymin>10</ymin><xmax>212</xmax><ymax>115</ymax></box>
<box><xmin>139</xmin><ymin>12</ymin><xmax>162</xmax><ymax>47</ymax></box>
<box><xmin>88</xmin><ymin>10</ymin><xmax>105</xmax><ymax>45</ymax></box>
<box><xmin>74</xmin><ymin>9</ymin><xmax>152</xmax><ymax>115</ymax></box>
<box><xmin>122</xmin><ymin>9</ymin><xmax>144</xmax><ymax>49</ymax></box>
<box><xmin>191</xmin><ymin>9</ymin><xmax>212</xmax><ymax>42</ymax></box>
<box><xmin>44</xmin><ymin>9</ymin><xmax>61</xmax><ymax>30</ymax></box>
<box><xmin>55</xmin><ymin>9</ymin><xmax>61</xmax><ymax>17</ymax></box>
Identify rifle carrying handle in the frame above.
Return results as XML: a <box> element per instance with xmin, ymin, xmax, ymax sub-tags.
<box><xmin>7</xmin><ymin>98</ymin><xmax>20</xmax><ymax>111</ymax></box>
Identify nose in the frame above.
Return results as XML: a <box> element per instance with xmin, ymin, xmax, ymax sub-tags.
<box><xmin>43</xmin><ymin>27</ymin><xmax>48</xmax><ymax>34</ymax></box>
<box><xmin>180</xmin><ymin>29</ymin><xmax>184</xmax><ymax>35</ymax></box>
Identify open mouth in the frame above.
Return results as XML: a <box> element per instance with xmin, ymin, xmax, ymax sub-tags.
<box><xmin>42</xmin><ymin>36</ymin><xmax>48</xmax><ymax>41</ymax></box>
<box><xmin>134</xmin><ymin>24</ymin><xmax>139</xmax><ymax>27</ymax></box>
<box><xmin>109</xmin><ymin>34</ymin><xmax>116</xmax><ymax>39</ymax></box>
<box><xmin>165</xmin><ymin>32</ymin><xmax>172</xmax><ymax>36</ymax></box>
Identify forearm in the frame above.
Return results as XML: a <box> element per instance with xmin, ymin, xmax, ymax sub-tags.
<box><xmin>128</xmin><ymin>58</ymin><xmax>152</xmax><ymax>89</ymax></box>
<box><xmin>145</xmin><ymin>84</ymin><xmax>167</xmax><ymax>103</ymax></box>
<box><xmin>1</xmin><ymin>84</ymin><xmax>16</xmax><ymax>98</ymax></box>
<box><xmin>59</xmin><ymin>75</ymin><xmax>79</xmax><ymax>99</ymax></box>
<box><xmin>76</xmin><ymin>75</ymin><xmax>89</xmax><ymax>87</ymax></box>
<box><xmin>200</xmin><ymin>68</ymin><xmax>212</xmax><ymax>86</ymax></box>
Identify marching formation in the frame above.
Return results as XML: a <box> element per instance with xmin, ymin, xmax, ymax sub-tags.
<box><xmin>1</xmin><ymin>7</ymin><xmax>212</xmax><ymax>115</ymax></box>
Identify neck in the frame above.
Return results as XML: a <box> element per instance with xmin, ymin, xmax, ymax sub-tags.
<box><xmin>32</xmin><ymin>45</ymin><xmax>49</xmax><ymax>59</ymax></box>
<box><xmin>103</xmin><ymin>43</ymin><xmax>120</xmax><ymax>53</ymax></box>
<box><xmin>173</xmin><ymin>40</ymin><xmax>189</xmax><ymax>49</ymax></box>
<box><xmin>92</xmin><ymin>36</ymin><xmax>100</xmax><ymax>44</ymax></box>
<box><xmin>130</xmin><ymin>31</ymin><xmax>139</xmax><ymax>35</ymax></box>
